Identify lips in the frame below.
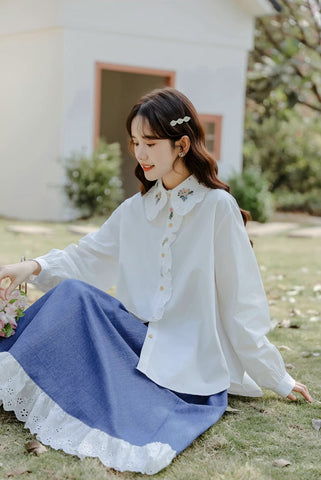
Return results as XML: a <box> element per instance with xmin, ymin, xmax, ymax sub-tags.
<box><xmin>141</xmin><ymin>164</ymin><xmax>155</xmax><ymax>172</ymax></box>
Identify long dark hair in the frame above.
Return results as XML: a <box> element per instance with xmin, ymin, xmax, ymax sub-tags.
<box><xmin>126</xmin><ymin>87</ymin><xmax>251</xmax><ymax>226</ymax></box>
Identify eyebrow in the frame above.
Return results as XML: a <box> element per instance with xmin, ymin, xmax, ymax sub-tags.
<box><xmin>131</xmin><ymin>134</ymin><xmax>160</xmax><ymax>140</ymax></box>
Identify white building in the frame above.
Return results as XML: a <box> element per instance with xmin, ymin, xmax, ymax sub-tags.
<box><xmin>0</xmin><ymin>0</ymin><xmax>280</xmax><ymax>221</ymax></box>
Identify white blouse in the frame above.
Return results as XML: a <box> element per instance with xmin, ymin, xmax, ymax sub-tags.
<box><xmin>32</xmin><ymin>175</ymin><xmax>295</xmax><ymax>397</ymax></box>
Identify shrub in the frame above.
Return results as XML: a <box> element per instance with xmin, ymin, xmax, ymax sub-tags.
<box><xmin>228</xmin><ymin>168</ymin><xmax>274</xmax><ymax>223</ymax></box>
<box><xmin>243</xmin><ymin>109</ymin><xmax>321</xmax><ymax>195</ymax></box>
<box><xmin>274</xmin><ymin>189</ymin><xmax>321</xmax><ymax>216</ymax></box>
<box><xmin>64</xmin><ymin>140</ymin><xmax>124</xmax><ymax>218</ymax></box>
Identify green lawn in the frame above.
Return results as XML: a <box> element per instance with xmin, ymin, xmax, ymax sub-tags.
<box><xmin>0</xmin><ymin>218</ymin><xmax>320</xmax><ymax>480</ymax></box>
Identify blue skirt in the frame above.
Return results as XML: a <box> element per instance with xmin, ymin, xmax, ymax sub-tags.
<box><xmin>0</xmin><ymin>279</ymin><xmax>227</xmax><ymax>474</ymax></box>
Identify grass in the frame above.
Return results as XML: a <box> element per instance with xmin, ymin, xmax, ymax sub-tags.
<box><xmin>0</xmin><ymin>217</ymin><xmax>320</xmax><ymax>480</ymax></box>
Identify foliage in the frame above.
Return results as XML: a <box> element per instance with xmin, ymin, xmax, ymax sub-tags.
<box><xmin>243</xmin><ymin>108</ymin><xmax>321</xmax><ymax>215</ymax></box>
<box><xmin>274</xmin><ymin>188</ymin><xmax>321</xmax><ymax>216</ymax></box>
<box><xmin>64</xmin><ymin>140</ymin><xmax>124</xmax><ymax>218</ymax></box>
<box><xmin>247</xmin><ymin>0</ymin><xmax>321</xmax><ymax>116</ymax></box>
<box><xmin>228</xmin><ymin>167</ymin><xmax>274</xmax><ymax>223</ymax></box>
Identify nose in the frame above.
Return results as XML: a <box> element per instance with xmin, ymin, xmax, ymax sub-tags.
<box><xmin>135</xmin><ymin>144</ymin><xmax>148</xmax><ymax>161</ymax></box>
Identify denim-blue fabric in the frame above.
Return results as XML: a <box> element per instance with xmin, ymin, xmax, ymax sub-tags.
<box><xmin>0</xmin><ymin>279</ymin><xmax>227</xmax><ymax>453</ymax></box>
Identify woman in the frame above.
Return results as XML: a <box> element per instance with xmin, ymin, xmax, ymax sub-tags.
<box><xmin>0</xmin><ymin>87</ymin><xmax>312</xmax><ymax>475</ymax></box>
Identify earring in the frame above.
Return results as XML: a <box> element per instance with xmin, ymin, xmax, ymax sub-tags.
<box><xmin>178</xmin><ymin>152</ymin><xmax>184</xmax><ymax>158</ymax></box>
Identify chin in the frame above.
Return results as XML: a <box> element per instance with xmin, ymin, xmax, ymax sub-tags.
<box><xmin>144</xmin><ymin>170</ymin><xmax>160</xmax><ymax>182</ymax></box>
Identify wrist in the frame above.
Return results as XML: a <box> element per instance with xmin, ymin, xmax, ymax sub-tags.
<box><xmin>27</xmin><ymin>260</ymin><xmax>41</xmax><ymax>275</ymax></box>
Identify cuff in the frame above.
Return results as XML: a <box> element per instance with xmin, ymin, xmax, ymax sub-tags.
<box><xmin>27</xmin><ymin>258</ymin><xmax>49</xmax><ymax>283</ymax></box>
<box><xmin>273</xmin><ymin>372</ymin><xmax>296</xmax><ymax>397</ymax></box>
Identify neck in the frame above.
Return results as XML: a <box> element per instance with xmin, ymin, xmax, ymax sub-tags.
<box><xmin>162</xmin><ymin>168</ymin><xmax>191</xmax><ymax>191</ymax></box>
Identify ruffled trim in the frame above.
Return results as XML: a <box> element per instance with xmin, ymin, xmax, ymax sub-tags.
<box><xmin>151</xmin><ymin>213</ymin><xmax>183</xmax><ymax>321</ymax></box>
<box><xmin>0</xmin><ymin>352</ymin><xmax>176</xmax><ymax>475</ymax></box>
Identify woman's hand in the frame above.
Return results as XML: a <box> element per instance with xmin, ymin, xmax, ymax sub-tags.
<box><xmin>0</xmin><ymin>261</ymin><xmax>41</xmax><ymax>301</ymax></box>
<box><xmin>287</xmin><ymin>381</ymin><xmax>313</xmax><ymax>402</ymax></box>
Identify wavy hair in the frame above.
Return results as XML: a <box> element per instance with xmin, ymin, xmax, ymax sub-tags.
<box><xmin>126</xmin><ymin>87</ymin><xmax>251</xmax><ymax>226</ymax></box>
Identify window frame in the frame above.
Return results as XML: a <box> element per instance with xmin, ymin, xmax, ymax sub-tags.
<box><xmin>199</xmin><ymin>114</ymin><xmax>222</xmax><ymax>161</ymax></box>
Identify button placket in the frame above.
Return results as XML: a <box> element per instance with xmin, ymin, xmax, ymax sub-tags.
<box><xmin>151</xmin><ymin>202</ymin><xmax>183</xmax><ymax>321</ymax></box>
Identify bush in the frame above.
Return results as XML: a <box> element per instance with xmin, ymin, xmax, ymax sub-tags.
<box><xmin>274</xmin><ymin>189</ymin><xmax>321</xmax><ymax>216</ymax></box>
<box><xmin>228</xmin><ymin>168</ymin><xmax>274</xmax><ymax>223</ymax></box>
<box><xmin>243</xmin><ymin>109</ymin><xmax>321</xmax><ymax>195</ymax></box>
<box><xmin>64</xmin><ymin>140</ymin><xmax>124</xmax><ymax>218</ymax></box>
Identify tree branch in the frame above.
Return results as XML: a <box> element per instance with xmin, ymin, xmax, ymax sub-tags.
<box><xmin>297</xmin><ymin>99</ymin><xmax>321</xmax><ymax>112</ymax></box>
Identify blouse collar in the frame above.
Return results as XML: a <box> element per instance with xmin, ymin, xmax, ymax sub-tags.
<box><xmin>143</xmin><ymin>175</ymin><xmax>209</xmax><ymax>221</ymax></box>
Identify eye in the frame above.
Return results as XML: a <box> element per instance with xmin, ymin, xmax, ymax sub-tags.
<box><xmin>147</xmin><ymin>143</ymin><xmax>155</xmax><ymax>148</ymax></box>
<box><xmin>132</xmin><ymin>142</ymin><xmax>139</xmax><ymax>147</ymax></box>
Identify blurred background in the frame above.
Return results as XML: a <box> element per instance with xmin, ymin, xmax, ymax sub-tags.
<box><xmin>0</xmin><ymin>0</ymin><xmax>320</xmax><ymax>224</ymax></box>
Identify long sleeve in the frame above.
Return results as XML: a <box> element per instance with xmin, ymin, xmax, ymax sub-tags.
<box><xmin>214</xmin><ymin>195</ymin><xmax>295</xmax><ymax>397</ymax></box>
<box><xmin>31</xmin><ymin>204</ymin><xmax>122</xmax><ymax>293</ymax></box>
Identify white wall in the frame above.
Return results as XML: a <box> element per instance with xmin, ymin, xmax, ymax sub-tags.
<box><xmin>0</xmin><ymin>29</ymin><xmax>64</xmax><ymax>220</ymax></box>
<box><xmin>0</xmin><ymin>0</ymin><xmax>256</xmax><ymax>50</ymax></box>
<box><xmin>0</xmin><ymin>0</ymin><xmax>257</xmax><ymax>220</ymax></box>
<box><xmin>62</xmin><ymin>27</ymin><xmax>248</xmax><ymax>182</ymax></box>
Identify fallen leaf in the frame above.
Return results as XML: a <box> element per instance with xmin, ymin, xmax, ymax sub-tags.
<box><xmin>280</xmin><ymin>319</ymin><xmax>291</xmax><ymax>328</ymax></box>
<box><xmin>25</xmin><ymin>440</ymin><xmax>47</xmax><ymax>456</ymax></box>
<box><xmin>302</xmin><ymin>352</ymin><xmax>321</xmax><ymax>358</ymax></box>
<box><xmin>225</xmin><ymin>406</ymin><xmax>240</xmax><ymax>413</ymax></box>
<box><xmin>6</xmin><ymin>469</ymin><xmax>32</xmax><ymax>477</ymax></box>
<box><xmin>285</xmin><ymin>363</ymin><xmax>295</xmax><ymax>370</ymax></box>
<box><xmin>312</xmin><ymin>419</ymin><xmax>321</xmax><ymax>431</ymax></box>
<box><xmin>289</xmin><ymin>308</ymin><xmax>302</xmax><ymax>317</ymax></box>
<box><xmin>286</xmin><ymin>290</ymin><xmax>299</xmax><ymax>296</ymax></box>
<box><xmin>273</xmin><ymin>459</ymin><xmax>291</xmax><ymax>468</ymax></box>
<box><xmin>307</xmin><ymin>309</ymin><xmax>319</xmax><ymax>315</ymax></box>
<box><xmin>279</xmin><ymin>345</ymin><xmax>292</xmax><ymax>351</ymax></box>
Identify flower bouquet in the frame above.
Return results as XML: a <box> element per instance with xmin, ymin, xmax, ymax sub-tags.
<box><xmin>0</xmin><ymin>290</ymin><xmax>28</xmax><ymax>338</ymax></box>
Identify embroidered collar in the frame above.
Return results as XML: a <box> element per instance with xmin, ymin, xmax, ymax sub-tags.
<box><xmin>143</xmin><ymin>175</ymin><xmax>209</xmax><ymax>221</ymax></box>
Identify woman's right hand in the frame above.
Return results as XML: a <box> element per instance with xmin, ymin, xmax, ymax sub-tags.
<box><xmin>0</xmin><ymin>261</ymin><xmax>41</xmax><ymax>301</ymax></box>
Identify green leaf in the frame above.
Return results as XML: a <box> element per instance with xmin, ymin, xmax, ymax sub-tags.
<box><xmin>1</xmin><ymin>323</ymin><xmax>13</xmax><ymax>337</ymax></box>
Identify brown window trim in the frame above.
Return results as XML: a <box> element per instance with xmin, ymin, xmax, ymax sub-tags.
<box><xmin>199</xmin><ymin>114</ymin><xmax>222</xmax><ymax>161</ymax></box>
<box><xmin>94</xmin><ymin>62</ymin><xmax>176</xmax><ymax>149</ymax></box>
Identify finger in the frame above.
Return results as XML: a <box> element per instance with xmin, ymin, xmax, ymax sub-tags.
<box><xmin>0</xmin><ymin>286</ymin><xmax>7</xmax><ymax>301</ymax></box>
<box><xmin>292</xmin><ymin>382</ymin><xmax>313</xmax><ymax>403</ymax></box>
<box><xmin>287</xmin><ymin>393</ymin><xmax>296</xmax><ymax>401</ymax></box>
<box><xmin>5</xmin><ymin>280</ymin><xmax>19</xmax><ymax>300</ymax></box>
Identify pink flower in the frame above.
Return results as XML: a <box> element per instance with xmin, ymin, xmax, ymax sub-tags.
<box><xmin>0</xmin><ymin>290</ymin><xmax>28</xmax><ymax>338</ymax></box>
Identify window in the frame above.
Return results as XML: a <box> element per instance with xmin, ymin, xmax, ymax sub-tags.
<box><xmin>199</xmin><ymin>115</ymin><xmax>222</xmax><ymax>161</ymax></box>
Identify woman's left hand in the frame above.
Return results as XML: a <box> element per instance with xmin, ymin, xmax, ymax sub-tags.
<box><xmin>287</xmin><ymin>381</ymin><xmax>313</xmax><ymax>402</ymax></box>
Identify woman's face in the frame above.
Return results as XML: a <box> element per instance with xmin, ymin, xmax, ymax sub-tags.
<box><xmin>131</xmin><ymin>115</ymin><xmax>189</xmax><ymax>189</ymax></box>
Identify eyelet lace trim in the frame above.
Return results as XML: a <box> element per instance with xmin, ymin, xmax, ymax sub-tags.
<box><xmin>0</xmin><ymin>352</ymin><xmax>176</xmax><ymax>475</ymax></box>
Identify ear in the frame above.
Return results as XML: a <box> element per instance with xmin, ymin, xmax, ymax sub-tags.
<box><xmin>175</xmin><ymin>135</ymin><xmax>191</xmax><ymax>156</ymax></box>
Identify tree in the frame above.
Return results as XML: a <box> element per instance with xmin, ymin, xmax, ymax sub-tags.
<box><xmin>247</xmin><ymin>0</ymin><xmax>321</xmax><ymax>116</ymax></box>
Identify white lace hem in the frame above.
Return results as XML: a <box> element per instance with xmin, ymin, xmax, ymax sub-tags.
<box><xmin>0</xmin><ymin>352</ymin><xmax>176</xmax><ymax>475</ymax></box>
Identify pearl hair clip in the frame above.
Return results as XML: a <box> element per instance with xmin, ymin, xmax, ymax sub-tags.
<box><xmin>170</xmin><ymin>116</ymin><xmax>191</xmax><ymax>127</ymax></box>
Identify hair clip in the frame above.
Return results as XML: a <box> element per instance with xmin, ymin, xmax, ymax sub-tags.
<box><xmin>170</xmin><ymin>116</ymin><xmax>191</xmax><ymax>127</ymax></box>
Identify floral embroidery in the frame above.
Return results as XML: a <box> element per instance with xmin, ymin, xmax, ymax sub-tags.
<box><xmin>169</xmin><ymin>208</ymin><xmax>173</xmax><ymax>220</ymax></box>
<box><xmin>155</xmin><ymin>191</ymin><xmax>161</xmax><ymax>205</ymax></box>
<box><xmin>162</xmin><ymin>237</ymin><xmax>169</xmax><ymax>246</ymax></box>
<box><xmin>177</xmin><ymin>188</ymin><xmax>194</xmax><ymax>202</ymax></box>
